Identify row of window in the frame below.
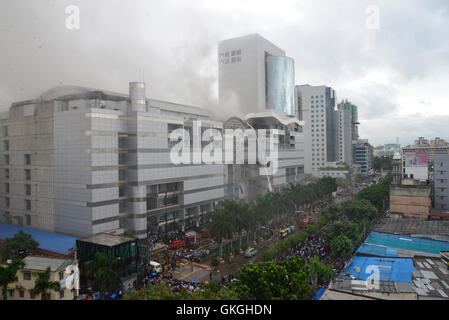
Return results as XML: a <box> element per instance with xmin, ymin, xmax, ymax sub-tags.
<box><xmin>7</xmin><ymin>288</ymin><xmax>65</xmax><ymax>299</ymax></box>
<box><xmin>3</xmin><ymin>154</ymin><xmax>31</xmax><ymax>165</ymax></box>
<box><xmin>4</xmin><ymin>183</ymin><xmax>31</xmax><ymax>195</ymax></box>
<box><xmin>4</xmin><ymin>198</ymin><xmax>32</xmax><ymax>210</ymax></box>
<box><xmin>3</xmin><ymin>169</ymin><xmax>31</xmax><ymax>180</ymax></box>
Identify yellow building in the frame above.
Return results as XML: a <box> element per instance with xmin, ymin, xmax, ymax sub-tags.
<box><xmin>4</xmin><ymin>256</ymin><xmax>78</xmax><ymax>300</ymax></box>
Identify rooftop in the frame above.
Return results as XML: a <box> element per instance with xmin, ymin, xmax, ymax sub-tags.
<box><xmin>22</xmin><ymin>256</ymin><xmax>74</xmax><ymax>272</ymax></box>
<box><xmin>412</xmin><ymin>256</ymin><xmax>449</xmax><ymax>299</ymax></box>
<box><xmin>77</xmin><ymin>233</ymin><xmax>136</xmax><ymax>247</ymax></box>
<box><xmin>0</xmin><ymin>223</ymin><xmax>77</xmax><ymax>255</ymax></box>
<box><xmin>374</xmin><ymin>218</ymin><xmax>449</xmax><ymax>241</ymax></box>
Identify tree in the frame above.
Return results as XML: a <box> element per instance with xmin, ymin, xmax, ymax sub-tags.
<box><xmin>341</xmin><ymin>198</ymin><xmax>378</xmax><ymax>222</ymax></box>
<box><xmin>320</xmin><ymin>219</ymin><xmax>361</xmax><ymax>244</ymax></box>
<box><xmin>84</xmin><ymin>251</ymin><xmax>122</xmax><ymax>298</ymax></box>
<box><xmin>1</xmin><ymin>231</ymin><xmax>39</xmax><ymax>262</ymax></box>
<box><xmin>236</xmin><ymin>258</ymin><xmax>313</xmax><ymax>300</ymax></box>
<box><xmin>308</xmin><ymin>257</ymin><xmax>334</xmax><ymax>294</ymax></box>
<box><xmin>32</xmin><ymin>266</ymin><xmax>61</xmax><ymax>300</ymax></box>
<box><xmin>330</xmin><ymin>234</ymin><xmax>353</xmax><ymax>258</ymax></box>
<box><xmin>0</xmin><ymin>259</ymin><xmax>25</xmax><ymax>300</ymax></box>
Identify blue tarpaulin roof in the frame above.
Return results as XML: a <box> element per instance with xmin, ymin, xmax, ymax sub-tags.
<box><xmin>0</xmin><ymin>223</ymin><xmax>77</xmax><ymax>254</ymax></box>
<box><xmin>363</xmin><ymin>232</ymin><xmax>449</xmax><ymax>255</ymax></box>
<box><xmin>343</xmin><ymin>256</ymin><xmax>416</xmax><ymax>283</ymax></box>
<box><xmin>356</xmin><ymin>244</ymin><xmax>399</xmax><ymax>257</ymax></box>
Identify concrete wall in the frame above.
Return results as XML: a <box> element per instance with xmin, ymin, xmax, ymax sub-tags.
<box><xmin>390</xmin><ymin>185</ymin><xmax>431</xmax><ymax>219</ymax></box>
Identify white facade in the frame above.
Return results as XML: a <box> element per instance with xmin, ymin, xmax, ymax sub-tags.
<box><xmin>0</xmin><ymin>85</ymin><xmax>227</xmax><ymax>239</ymax></box>
<box><xmin>218</xmin><ymin>34</ymin><xmax>295</xmax><ymax>117</ymax></box>
<box><xmin>295</xmin><ymin>85</ymin><xmax>337</xmax><ymax>176</ymax></box>
<box><xmin>335</xmin><ymin>107</ymin><xmax>353</xmax><ymax>165</ymax></box>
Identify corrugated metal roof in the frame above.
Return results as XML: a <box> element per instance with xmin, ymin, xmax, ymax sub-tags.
<box><xmin>0</xmin><ymin>223</ymin><xmax>77</xmax><ymax>254</ymax></box>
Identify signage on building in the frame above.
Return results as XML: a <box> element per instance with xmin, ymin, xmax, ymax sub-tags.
<box><xmin>404</xmin><ymin>152</ymin><xmax>428</xmax><ymax>167</ymax></box>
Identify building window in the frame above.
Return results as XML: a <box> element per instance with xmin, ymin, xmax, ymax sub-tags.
<box><xmin>26</xmin><ymin>200</ymin><xmax>31</xmax><ymax>210</ymax></box>
<box><xmin>25</xmin><ymin>184</ymin><xmax>31</xmax><ymax>195</ymax></box>
<box><xmin>4</xmin><ymin>154</ymin><xmax>9</xmax><ymax>165</ymax></box>
<box><xmin>3</xmin><ymin>140</ymin><xmax>9</xmax><ymax>151</ymax></box>
<box><xmin>25</xmin><ymin>169</ymin><xmax>31</xmax><ymax>180</ymax></box>
<box><xmin>59</xmin><ymin>272</ymin><xmax>64</xmax><ymax>280</ymax></box>
<box><xmin>5</xmin><ymin>197</ymin><xmax>10</xmax><ymax>208</ymax></box>
<box><xmin>7</xmin><ymin>290</ymin><xmax>14</xmax><ymax>297</ymax></box>
<box><xmin>25</xmin><ymin>154</ymin><xmax>31</xmax><ymax>165</ymax></box>
<box><xmin>4</xmin><ymin>169</ymin><xmax>9</xmax><ymax>179</ymax></box>
<box><xmin>59</xmin><ymin>290</ymin><xmax>64</xmax><ymax>299</ymax></box>
<box><xmin>25</xmin><ymin>215</ymin><xmax>31</xmax><ymax>226</ymax></box>
<box><xmin>5</xmin><ymin>183</ymin><xmax>9</xmax><ymax>194</ymax></box>
<box><xmin>3</xmin><ymin>126</ymin><xmax>8</xmax><ymax>137</ymax></box>
<box><xmin>23</xmin><ymin>272</ymin><xmax>31</xmax><ymax>280</ymax></box>
<box><xmin>30</xmin><ymin>291</ymin><xmax>36</xmax><ymax>299</ymax></box>
<box><xmin>19</xmin><ymin>290</ymin><xmax>24</xmax><ymax>298</ymax></box>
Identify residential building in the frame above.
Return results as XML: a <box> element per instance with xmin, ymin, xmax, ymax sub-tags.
<box><xmin>3</xmin><ymin>256</ymin><xmax>78</xmax><ymax>300</ymax></box>
<box><xmin>402</xmin><ymin>152</ymin><xmax>429</xmax><ymax>182</ymax></box>
<box><xmin>403</xmin><ymin>137</ymin><xmax>449</xmax><ymax>163</ymax></box>
<box><xmin>218</xmin><ymin>34</ymin><xmax>295</xmax><ymax>117</ymax></box>
<box><xmin>354</xmin><ymin>139</ymin><xmax>374</xmax><ymax>177</ymax></box>
<box><xmin>295</xmin><ymin>85</ymin><xmax>337</xmax><ymax>176</ymax></box>
<box><xmin>434</xmin><ymin>154</ymin><xmax>449</xmax><ymax>211</ymax></box>
<box><xmin>390</xmin><ymin>152</ymin><xmax>432</xmax><ymax>219</ymax></box>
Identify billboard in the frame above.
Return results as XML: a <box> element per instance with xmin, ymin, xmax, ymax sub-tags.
<box><xmin>404</xmin><ymin>152</ymin><xmax>428</xmax><ymax>167</ymax></box>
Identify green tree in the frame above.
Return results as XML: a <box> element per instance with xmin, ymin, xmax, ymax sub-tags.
<box><xmin>1</xmin><ymin>231</ymin><xmax>39</xmax><ymax>262</ymax></box>
<box><xmin>32</xmin><ymin>266</ymin><xmax>61</xmax><ymax>300</ymax></box>
<box><xmin>236</xmin><ymin>258</ymin><xmax>312</xmax><ymax>300</ymax></box>
<box><xmin>341</xmin><ymin>198</ymin><xmax>378</xmax><ymax>222</ymax></box>
<box><xmin>0</xmin><ymin>259</ymin><xmax>25</xmax><ymax>300</ymax></box>
<box><xmin>84</xmin><ymin>251</ymin><xmax>122</xmax><ymax>298</ymax></box>
<box><xmin>330</xmin><ymin>234</ymin><xmax>353</xmax><ymax>258</ymax></box>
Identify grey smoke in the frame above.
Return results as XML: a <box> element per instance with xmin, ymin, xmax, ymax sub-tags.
<box><xmin>1</xmin><ymin>0</ymin><xmax>449</xmax><ymax>146</ymax></box>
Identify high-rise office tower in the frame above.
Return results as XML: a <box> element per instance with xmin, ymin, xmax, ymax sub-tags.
<box><xmin>335</xmin><ymin>107</ymin><xmax>353</xmax><ymax>165</ymax></box>
<box><xmin>295</xmin><ymin>85</ymin><xmax>337</xmax><ymax>176</ymax></box>
<box><xmin>337</xmin><ymin>100</ymin><xmax>359</xmax><ymax>142</ymax></box>
<box><xmin>218</xmin><ymin>34</ymin><xmax>295</xmax><ymax>117</ymax></box>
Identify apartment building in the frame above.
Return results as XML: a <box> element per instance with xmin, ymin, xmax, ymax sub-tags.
<box><xmin>434</xmin><ymin>154</ymin><xmax>449</xmax><ymax>211</ymax></box>
<box><xmin>3</xmin><ymin>256</ymin><xmax>78</xmax><ymax>300</ymax></box>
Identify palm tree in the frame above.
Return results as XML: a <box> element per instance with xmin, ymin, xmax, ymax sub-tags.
<box><xmin>84</xmin><ymin>251</ymin><xmax>122</xmax><ymax>299</ymax></box>
<box><xmin>32</xmin><ymin>266</ymin><xmax>61</xmax><ymax>300</ymax></box>
<box><xmin>0</xmin><ymin>259</ymin><xmax>24</xmax><ymax>300</ymax></box>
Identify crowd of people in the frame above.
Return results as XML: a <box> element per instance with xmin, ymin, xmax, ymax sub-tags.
<box><xmin>140</xmin><ymin>273</ymin><xmax>206</xmax><ymax>294</ymax></box>
<box><xmin>273</xmin><ymin>232</ymin><xmax>351</xmax><ymax>289</ymax></box>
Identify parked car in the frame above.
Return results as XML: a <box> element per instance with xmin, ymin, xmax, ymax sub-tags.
<box><xmin>149</xmin><ymin>261</ymin><xmax>162</xmax><ymax>273</ymax></box>
<box><xmin>244</xmin><ymin>247</ymin><xmax>258</xmax><ymax>258</ymax></box>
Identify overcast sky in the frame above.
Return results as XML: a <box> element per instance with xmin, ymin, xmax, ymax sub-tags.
<box><xmin>0</xmin><ymin>0</ymin><xmax>448</xmax><ymax>146</ymax></box>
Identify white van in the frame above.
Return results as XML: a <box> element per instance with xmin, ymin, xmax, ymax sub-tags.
<box><xmin>149</xmin><ymin>261</ymin><xmax>162</xmax><ymax>273</ymax></box>
<box><xmin>244</xmin><ymin>247</ymin><xmax>258</xmax><ymax>258</ymax></box>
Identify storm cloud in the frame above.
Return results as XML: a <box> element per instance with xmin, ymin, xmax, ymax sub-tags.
<box><xmin>1</xmin><ymin>0</ymin><xmax>448</xmax><ymax>146</ymax></box>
